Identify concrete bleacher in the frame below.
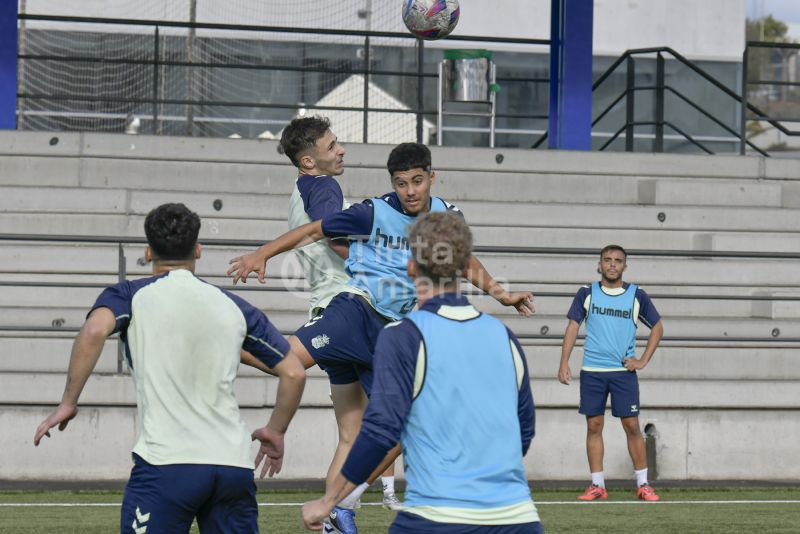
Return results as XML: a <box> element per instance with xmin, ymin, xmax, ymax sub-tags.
<box><xmin>2</xmin><ymin>131</ymin><xmax>799</xmax><ymax>482</ymax></box>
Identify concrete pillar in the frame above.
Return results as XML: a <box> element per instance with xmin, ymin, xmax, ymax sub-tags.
<box><xmin>548</xmin><ymin>0</ymin><xmax>593</xmax><ymax>150</ymax></box>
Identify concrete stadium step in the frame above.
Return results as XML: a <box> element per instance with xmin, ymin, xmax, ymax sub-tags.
<box><xmin>4</xmin><ymin>370</ymin><xmax>798</xmax><ymax>410</ymax></box>
<box><xmin>4</xmin><ymin>335</ymin><xmax>798</xmax><ymax>382</ymax></box>
<box><xmin>0</xmin><ymin>285</ymin><xmax>311</xmax><ymax>313</ymax></box>
<box><xmin>7</xmin><ymin>155</ymin><xmax>788</xmax><ymax>207</ymax></box>
<box><xmin>7</xmin><ymin>208</ymin><xmax>800</xmax><ymax>255</ymax></box>
<box><xmin>1</xmin><ymin>303</ymin><xmax>795</xmax><ymax>341</ymax></box>
<box><xmin>10</xmin><ymin>183</ymin><xmax>800</xmax><ymax>236</ymax></box>
<box><xmin>522</xmin><ymin>343</ymin><xmax>800</xmax><ymax>381</ymax></box>
<box><xmin>4</xmin><ymin>244</ymin><xmax>800</xmax><ymax>288</ymax></box>
<box><xmin>0</xmin><ymin>285</ymin><xmax>765</xmax><ymax>321</ymax></box>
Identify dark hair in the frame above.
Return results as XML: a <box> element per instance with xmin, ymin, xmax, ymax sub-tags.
<box><xmin>144</xmin><ymin>203</ymin><xmax>201</xmax><ymax>261</ymax></box>
<box><xmin>409</xmin><ymin>212</ymin><xmax>473</xmax><ymax>285</ymax></box>
<box><xmin>600</xmin><ymin>244</ymin><xmax>627</xmax><ymax>259</ymax></box>
<box><xmin>387</xmin><ymin>142</ymin><xmax>432</xmax><ymax>176</ymax></box>
<box><xmin>278</xmin><ymin>116</ymin><xmax>331</xmax><ymax>167</ymax></box>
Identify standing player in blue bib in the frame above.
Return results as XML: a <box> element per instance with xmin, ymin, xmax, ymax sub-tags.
<box><xmin>301</xmin><ymin>212</ymin><xmax>543</xmax><ymax>533</ymax></box>
<box><xmin>229</xmin><ymin>143</ymin><xmax>534</xmax><ymax>533</ymax></box>
<box><xmin>34</xmin><ymin>203</ymin><xmax>307</xmax><ymax>534</ymax></box>
<box><xmin>558</xmin><ymin>245</ymin><xmax>664</xmax><ymax>502</ymax></box>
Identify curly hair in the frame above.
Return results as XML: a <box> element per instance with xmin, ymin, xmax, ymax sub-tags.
<box><xmin>387</xmin><ymin>142</ymin><xmax>432</xmax><ymax>176</ymax></box>
<box><xmin>278</xmin><ymin>116</ymin><xmax>331</xmax><ymax>167</ymax></box>
<box><xmin>144</xmin><ymin>203</ymin><xmax>201</xmax><ymax>261</ymax></box>
<box><xmin>408</xmin><ymin>212</ymin><xmax>473</xmax><ymax>285</ymax></box>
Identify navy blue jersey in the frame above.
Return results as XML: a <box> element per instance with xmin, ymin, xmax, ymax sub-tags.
<box><xmin>321</xmin><ymin>193</ymin><xmax>462</xmax><ymax>320</ymax></box>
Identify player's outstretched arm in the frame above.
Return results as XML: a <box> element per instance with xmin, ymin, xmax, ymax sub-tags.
<box><xmin>558</xmin><ymin>320</ymin><xmax>580</xmax><ymax>385</ymax></box>
<box><xmin>251</xmin><ymin>350</ymin><xmax>306</xmax><ymax>478</ymax></box>
<box><xmin>624</xmin><ymin>320</ymin><xmax>664</xmax><ymax>371</ymax></box>
<box><xmin>465</xmin><ymin>255</ymin><xmax>534</xmax><ymax>316</ymax></box>
<box><xmin>227</xmin><ymin>220</ymin><xmax>326</xmax><ymax>284</ymax></box>
<box><xmin>302</xmin><ymin>472</ymin><xmax>357</xmax><ymax>530</ymax></box>
<box><xmin>33</xmin><ymin>307</ymin><xmax>116</xmax><ymax>446</ymax></box>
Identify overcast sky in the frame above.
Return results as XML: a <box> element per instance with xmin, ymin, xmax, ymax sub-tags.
<box><xmin>747</xmin><ymin>0</ymin><xmax>800</xmax><ymax>22</ymax></box>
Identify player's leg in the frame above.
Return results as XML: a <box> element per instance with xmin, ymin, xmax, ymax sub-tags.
<box><xmin>609</xmin><ymin>371</ymin><xmax>659</xmax><ymax>500</ymax></box>
<box><xmin>328</xmin><ymin>382</ymin><xmax>368</xmax><ymax>489</ymax></box>
<box><xmin>380</xmin><ymin>460</ymin><xmax>403</xmax><ymax>511</ymax></box>
<box><xmin>196</xmin><ymin>465</ymin><xmax>259</xmax><ymax>534</ymax></box>
<box><xmin>120</xmin><ymin>454</ymin><xmax>211</xmax><ymax>534</ymax></box>
<box><xmin>586</xmin><ymin>414</ymin><xmax>605</xmax><ymax>472</ymax></box>
<box><xmin>577</xmin><ymin>370</ymin><xmax>609</xmax><ymax>500</ymax></box>
<box><xmin>621</xmin><ymin>416</ymin><xmax>646</xmax><ymax>470</ymax></box>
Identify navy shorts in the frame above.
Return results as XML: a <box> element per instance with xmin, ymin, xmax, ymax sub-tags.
<box><xmin>579</xmin><ymin>370</ymin><xmax>641</xmax><ymax>418</ymax></box>
<box><xmin>120</xmin><ymin>453</ymin><xmax>258</xmax><ymax>534</ymax></box>
<box><xmin>293</xmin><ymin>292</ymin><xmax>389</xmax><ymax>395</ymax></box>
<box><xmin>390</xmin><ymin>512</ymin><xmax>544</xmax><ymax>534</ymax></box>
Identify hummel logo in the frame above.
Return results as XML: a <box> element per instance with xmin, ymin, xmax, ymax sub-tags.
<box><xmin>132</xmin><ymin>507</ymin><xmax>150</xmax><ymax>533</ymax></box>
<box><xmin>631</xmin><ymin>404</ymin><xmax>639</xmax><ymax>412</ymax></box>
<box><xmin>312</xmin><ymin>334</ymin><xmax>330</xmax><ymax>349</ymax></box>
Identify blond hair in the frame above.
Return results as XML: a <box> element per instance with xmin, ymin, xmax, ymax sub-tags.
<box><xmin>408</xmin><ymin>212</ymin><xmax>473</xmax><ymax>285</ymax></box>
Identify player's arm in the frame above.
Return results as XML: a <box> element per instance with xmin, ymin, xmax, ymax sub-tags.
<box><xmin>624</xmin><ymin>319</ymin><xmax>663</xmax><ymax>371</ymax></box>
<box><xmin>232</xmin><ymin>295</ymin><xmax>307</xmax><ymax>477</ymax></box>
<box><xmin>624</xmin><ymin>290</ymin><xmax>664</xmax><ymax>372</ymax></box>
<box><xmin>559</xmin><ymin>288</ymin><xmax>589</xmax><ymax>384</ymax></box>
<box><xmin>327</xmin><ymin>238</ymin><xmax>350</xmax><ymax>260</ymax></box>
<box><xmin>302</xmin><ymin>321</ymin><xmax>417</xmax><ymax>530</ymax></box>
<box><xmin>301</xmin><ymin>176</ymin><xmax>351</xmax><ymax>261</ymax></box>
<box><xmin>251</xmin><ymin>349</ymin><xmax>306</xmax><ymax>478</ymax></box>
<box><xmin>559</xmin><ymin>320</ymin><xmax>580</xmax><ymax>385</ymax></box>
<box><xmin>465</xmin><ymin>255</ymin><xmax>534</xmax><ymax>316</ymax></box>
<box><xmin>33</xmin><ymin>307</ymin><xmax>116</xmax><ymax>445</ymax></box>
<box><xmin>228</xmin><ymin>220</ymin><xmax>326</xmax><ymax>284</ymax></box>
<box><xmin>240</xmin><ymin>349</ymin><xmax>278</xmax><ymax>376</ymax></box>
<box><xmin>509</xmin><ymin>328</ymin><xmax>536</xmax><ymax>455</ymax></box>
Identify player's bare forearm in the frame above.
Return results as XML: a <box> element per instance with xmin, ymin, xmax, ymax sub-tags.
<box><xmin>34</xmin><ymin>307</ymin><xmax>115</xmax><ymax>446</ymax></box>
<box><xmin>62</xmin><ymin>308</ymin><xmax>116</xmax><ymax>405</ymax></box>
<box><xmin>466</xmin><ymin>255</ymin><xmax>501</xmax><ymax>297</ymax></box>
<box><xmin>240</xmin><ymin>350</ymin><xmax>278</xmax><ymax>376</ymax></box>
<box><xmin>558</xmin><ymin>320</ymin><xmax>580</xmax><ymax>384</ymax></box>
<box><xmin>365</xmin><ymin>444</ymin><xmax>402</xmax><ymax>484</ymax></box>
<box><xmin>639</xmin><ymin>320</ymin><xmax>664</xmax><ymax>366</ymax></box>
<box><xmin>466</xmin><ymin>255</ymin><xmax>534</xmax><ymax>315</ymax></box>
<box><xmin>327</xmin><ymin>238</ymin><xmax>350</xmax><ymax>260</ymax></box>
<box><xmin>266</xmin><ymin>351</ymin><xmax>307</xmax><ymax>433</ymax></box>
<box><xmin>302</xmin><ymin>473</ymin><xmax>358</xmax><ymax>529</ymax></box>
<box><xmin>228</xmin><ymin>220</ymin><xmax>327</xmax><ymax>283</ymax></box>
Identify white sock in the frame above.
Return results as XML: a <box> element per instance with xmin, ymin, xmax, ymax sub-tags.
<box><xmin>338</xmin><ymin>482</ymin><xmax>369</xmax><ymax>509</ymax></box>
<box><xmin>591</xmin><ymin>472</ymin><xmax>605</xmax><ymax>488</ymax></box>
<box><xmin>635</xmin><ymin>468</ymin><xmax>648</xmax><ymax>487</ymax></box>
<box><xmin>382</xmin><ymin>476</ymin><xmax>395</xmax><ymax>495</ymax></box>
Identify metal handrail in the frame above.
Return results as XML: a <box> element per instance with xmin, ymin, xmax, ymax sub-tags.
<box><xmin>534</xmin><ymin>46</ymin><xmax>786</xmax><ymax>154</ymax></box>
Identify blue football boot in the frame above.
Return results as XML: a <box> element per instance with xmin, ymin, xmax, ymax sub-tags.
<box><xmin>326</xmin><ymin>505</ymin><xmax>358</xmax><ymax>534</ymax></box>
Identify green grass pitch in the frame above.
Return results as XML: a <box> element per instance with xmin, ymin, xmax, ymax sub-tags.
<box><xmin>1</xmin><ymin>488</ymin><xmax>799</xmax><ymax>533</ymax></box>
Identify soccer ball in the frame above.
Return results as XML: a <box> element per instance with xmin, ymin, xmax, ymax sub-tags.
<box><xmin>402</xmin><ymin>0</ymin><xmax>460</xmax><ymax>40</ymax></box>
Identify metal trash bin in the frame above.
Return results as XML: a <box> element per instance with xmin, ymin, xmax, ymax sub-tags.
<box><xmin>438</xmin><ymin>49</ymin><xmax>499</xmax><ymax>146</ymax></box>
<box><xmin>443</xmin><ymin>49</ymin><xmax>493</xmax><ymax>102</ymax></box>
